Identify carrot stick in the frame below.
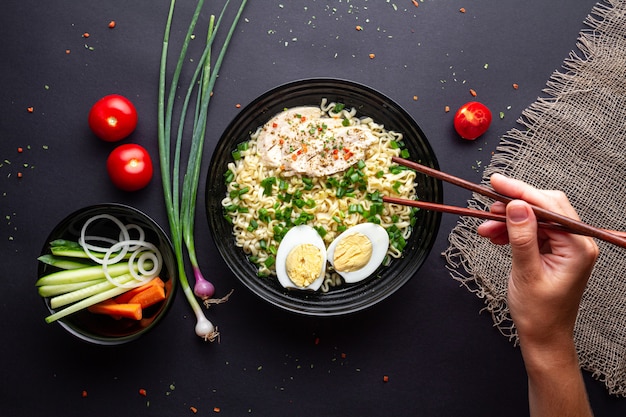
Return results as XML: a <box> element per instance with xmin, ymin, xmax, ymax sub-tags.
<box><xmin>114</xmin><ymin>277</ymin><xmax>165</xmax><ymax>304</ymax></box>
<box><xmin>128</xmin><ymin>284</ymin><xmax>166</xmax><ymax>309</ymax></box>
<box><xmin>88</xmin><ymin>301</ymin><xmax>143</xmax><ymax>320</ymax></box>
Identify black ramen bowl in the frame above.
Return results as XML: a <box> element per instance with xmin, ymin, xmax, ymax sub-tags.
<box><xmin>205</xmin><ymin>78</ymin><xmax>442</xmax><ymax>316</ymax></box>
<box><xmin>37</xmin><ymin>204</ymin><xmax>177</xmax><ymax>345</ymax></box>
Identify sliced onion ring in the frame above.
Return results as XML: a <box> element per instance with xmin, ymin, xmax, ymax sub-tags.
<box><xmin>79</xmin><ymin>214</ymin><xmax>163</xmax><ymax>289</ymax></box>
<box><xmin>79</xmin><ymin>214</ymin><xmax>131</xmax><ymax>264</ymax></box>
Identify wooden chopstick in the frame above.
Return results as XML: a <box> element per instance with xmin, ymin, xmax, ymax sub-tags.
<box><xmin>386</xmin><ymin>156</ymin><xmax>626</xmax><ymax>249</ymax></box>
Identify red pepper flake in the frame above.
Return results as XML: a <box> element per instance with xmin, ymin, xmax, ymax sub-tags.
<box><xmin>138</xmin><ymin>388</ymin><xmax>147</xmax><ymax>396</ymax></box>
<box><xmin>190</xmin><ymin>406</ymin><xmax>198</xmax><ymax>414</ymax></box>
<box><xmin>27</xmin><ymin>107</ymin><xmax>34</xmax><ymax>113</ymax></box>
<box><xmin>512</xmin><ymin>83</ymin><xmax>519</xmax><ymax>90</ymax></box>
<box><xmin>17</xmin><ymin>172</ymin><xmax>23</xmax><ymax>178</ymax></box>
<box><xmin>83</xmin><ymin>32</ymin><xmax>90</xmax><ymax>38</ymax></box>
<box><xmin>272</xmin><ymin>122</ymin><xmax>278</xmax><ymax>128</ymax></box>
<box><xmin>444</xmin><ymin>105</ymin><xmax>450</xmax><ymax>113</ymax></box>
<box><xmin>314</xmin><ymin>337</ymin><xmax>320</xmax><ymax>345</ymax></box>
<box><xmin>459</xmin><ymin>7</ymin><xmax>466</xmax><ymax>13</ymax></box>
<box><xmin>412</xmin><ymin>0</ymin><xmax>419</xmax><ymax>7</ymax></box>
<box><xmin>235</xmin><ymin>103</ymin><xmax>241</xmax><ymax>108</ymax></box>
<box><xmin>108</xmin><ymin>20</ymin><xmax>116</xmax><ymax>29</ymax></box>
<box><xmin>383</xmin><ymin>375</ymin><xmax>389</xmax><ymax>382</ymax></box>
<box><xmin>81</xmin><ymin>390</ymin><xmax>88</xmax><ymax>398</ymax></box>
<box><xmin>369</xmin><ymin>53</ymin><xmax>376</xmax><ymax>59</ymax></box>
<box><xmin>469</xmin><ymin>88</ymin><xmax>477</xmax><ymax>97</ymax></box>
<box><xmin>213</xmin><ymin>407</ymin><xmax>221</xmax><ymax>413</ymax></box>
<box><xmin>65</xmin><ymin>49</ymin><xmax>71</xmax><ymax>54</ymax></box>
<box><xmin>17</xmin><ymin>147</ymin><xmax>23</xmax><ymax>153</ymax></box>
<box><xmin>340</xmin><ymin>352</ymin><xmax>347</xmax><ymax>359</ymax></box>
<box><xmin>355</xmin><ymin>25</ymin><xmax>363</xmax><ymax>31</ymax></box>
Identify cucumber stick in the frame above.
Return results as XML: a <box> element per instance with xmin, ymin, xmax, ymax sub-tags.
<box><xmin>49</xmin><ymin>274</ymin><xmax>135</xmax><ymax>309</ymax></box>
<box><xmin>37</xmin><ymin>279</ymin><xmax>106</xmax><ymax>297</ymax></box>
<box><xmin>45</xmin><ymin>281</ymin><xmax>137</xmax><ymax>324</ymax></box>
<box><xmin>36</xmin><ymin>261</ymin><xmax>151</xmax><ymax>286</ymax></box>
<box><xmin>37</xmin><ymin>254</ymin><xmax>94</xmax><ymax>270</ymax></box>
<box><xmin>50</xmin><ymin>246</ymin><xmax>129</xmax><ymax>260</ymax></box>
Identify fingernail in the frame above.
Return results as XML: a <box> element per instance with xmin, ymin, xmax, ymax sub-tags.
<box><xmin>508</xmin><ymin>203</ymin><xmax>529</xmax><ymax>223</ymax></box>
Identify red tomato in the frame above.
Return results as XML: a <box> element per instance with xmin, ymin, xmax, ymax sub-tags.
<box><xmin>106</xmin><ymin>144</ymin><xmax>153</xmax><ymax>191</ymax></box>
<box><xmin>88</xmin><ymin>94</ymin><xmax>138</xmax><ymax>142</ymax></box>
<box><xmin>453</xmin><ymin>101</ymin><xmax>492</xmax><ymax>140</ymax></box>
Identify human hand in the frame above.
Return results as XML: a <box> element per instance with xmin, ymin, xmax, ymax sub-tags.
<box><xmin>477</xmin><ymin>173</ymin><xmax>599</xmax><ymax>353</ymax></box>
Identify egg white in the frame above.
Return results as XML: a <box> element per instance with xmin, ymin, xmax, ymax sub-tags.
<box><xmin>326</xmin><ymin>223</ymin><xmax>389</xmax><ymax>284</ymax></box>
<box><xmin>275</xmin><ymin>225</ymin><xmax>327</xmax><ymax>291</ymax></box>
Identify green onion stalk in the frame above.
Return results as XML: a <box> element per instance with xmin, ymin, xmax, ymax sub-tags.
<box><xmin>158</xmin><ymin>0</ymin><xmax>247</xmax><ymax>341</ymax></box>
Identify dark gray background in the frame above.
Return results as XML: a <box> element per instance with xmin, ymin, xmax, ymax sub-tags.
<box><xmin>2</xmin><ymin>1</ymin><xmax>624</xmax><ymax>416</ymax></box>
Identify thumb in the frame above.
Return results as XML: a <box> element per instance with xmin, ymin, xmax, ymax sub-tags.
<box><xmin>506</xmin><ymin>200</ymin><xmax>542</xmax><ymax>281</ymax></box>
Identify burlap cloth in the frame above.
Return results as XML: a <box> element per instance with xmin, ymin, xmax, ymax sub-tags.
<box><xmin>443</xmin><ymin>0</ymin><xmax>626</xmax><ymax>396</ymax></box>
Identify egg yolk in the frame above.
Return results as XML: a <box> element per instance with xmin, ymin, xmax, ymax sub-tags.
<box><xmin>286</xmin><ymin>244</ymin><xmax>323</xmax><ymax>287</ymax></box>
<box><xmin>332</xmin><ymin>232</ymin><xmax>372</xmax><ymax>272</ymax></box>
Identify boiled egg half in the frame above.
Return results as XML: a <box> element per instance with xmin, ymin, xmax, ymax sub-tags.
<box><xmin>276</xmin><ymin>223</ymin><xmax>390</xmax><ymax>290</ymax></box>
<box><xmin>276</xmin><ymin>225</ymin><xmax>327</xmax><ymax>291</ymax></box>
<box><xmin>326</xmin><ymin>223</ymin><xmax>389</xmax><ymax>284</ymax></box>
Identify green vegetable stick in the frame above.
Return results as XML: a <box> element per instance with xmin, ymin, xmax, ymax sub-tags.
<box><xmin>45</xmin><ymin>282</ymin><xmax>136</xmax><ymax>324</ymax></box>
<box><xmin>49</xmin><ymin>274</ymin><xmax>136</xmax><ymax>309</ymax></box>
<box><xmin>37</xmin><ymin>254</ymin><xmax>95</xmax><ymax>270</ymax></box>
<box><xmin>49</xmin><ymin>239</ymin><xmax>82</xmax><ymax>248</ymax></box>
<box><xmin>37</xmin><ymin>279</ymin><xmax>106</xmax><ymax>298</ymax></box>
<box><xmin>50</xmin><ymin>246</ymin><xmax>129</xmax><ymax>260</ymax></box>
<box><xmin>36</xmin><ymin>262</ymin><xmax>150</xmax><ymax>286</ymax></box>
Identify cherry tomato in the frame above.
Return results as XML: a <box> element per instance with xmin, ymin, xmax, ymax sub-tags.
<box><xmin>106</xmin><ymin>144</ymin><xmax>153</xmax><ymax>191</ymax></box>
<box><xmin>453</xmin><ymin>101</ymin><xmax>492</xmax><ymax>140</ymax></box>
<box><xmin>88</xmin><ymin>94</ymin><xmax>138</xmax><ymax>142</ymax></box>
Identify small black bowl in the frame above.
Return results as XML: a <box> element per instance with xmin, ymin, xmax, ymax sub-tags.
<box><xmin>37</xmin><ymin>204</ymin><xmax>177</xmax><ymax>345</ymax></box>
<box><xmin>206</xmin><ymin>78</ymin><xmax>442</xmax><ymax>316</ymax></box>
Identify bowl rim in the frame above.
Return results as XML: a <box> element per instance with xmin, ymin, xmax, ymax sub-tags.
<box><xmin>37</xmin><ymin>202</ymin><xmax>178</xmax><ymax>345</ymax></box>
<box><xmin>205</xmin><ymin>77</ymin><xmax>443</xmax><ymax>316</ymax></box>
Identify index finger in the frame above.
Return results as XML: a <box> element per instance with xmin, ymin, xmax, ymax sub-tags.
<box><xmin>489</xmin><ymin>173</ymin><xmax>581</xmax><ymax>220</ymax></box>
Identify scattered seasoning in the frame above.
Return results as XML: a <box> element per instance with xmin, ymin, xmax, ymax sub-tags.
<box><xmin>368</xmin><ymin>53</ymin><xmax>375</xmax><ymax>59</ymax></box>
<box><xmin>512</xmin><ymin>83</ymin><xmax>519</xmax><ymax>90</ymax></box>
<box><xmin>469</xmin><ymin>88</ymin><xmax>477</xmax><ymax>97</ymax></box>
<box><xmin>139</xmin><ymin>388</ymin><xmax>147</xmax><ymax>396</ymax></box>
<box><xmin>27</xmin><ymin>107</ymin><xmax>34</xmax><ymax>113</ymax></box>
<box><xmin>355</xmin><ymin>25</ymin><xmax>363</xmax><ymax>31</ymax></box>
<box><xmin>314</xmin><ymin>337</ymin><xmax>320</xmax><ymax>345</ymax></box>
<box><xmin>444</xmin><ymin>105</ymin><xmax>450</xmax><ymax>113</ymax></box>
<box><xmin>17</xmin><ymin>147</ymin><xmax>23</xmax><ymax>153</ymax></box>
<box><xmin>412</xmin><ymin>0</ymin><xmax>419</xmax><ymax>7</ymax></box>
<box><xmin>108</xmin><ymin>20</ymin><xmax>116</xmax><ymax>28</ymax></box>
<box><xmin>190</xmin><ymin>406</ymin><xmax>198</xmax><ymax>414</ymax></box>
<box><xmin>83</xmin><ymin>32</ymin><xmax>90</xmax><ymax>38</ymax></box>
<box><xmin>235</xmin><ymin>103</ymin><xmax>241</xmax><ymax>108</ymax></box>
<box><xmin>81</xmin><ymin>390</ymin><xmax>88</xmax><ymax>398</ymax></box>
<box><xmin>65</xmin><ymin>49</ymin><xmax>71</xmax><ymax>54</ymax></box>
<box><xmin>459</xmin><ymin>7</ymin><xmax>466</xmax><ymax>13</ymax></box>
<box><xmin>341</xmin><ymin>352</ymin><xmax>347</xmax><ymax>359</ymax></box>
<box><xmin>483</xmin><ymin>63</ymin><xmax>489</xmax><ymax>69</ymax></box>
<box><xmin>412</xmin><ymin>95</ymin><xmax>418</xmax><ymax>101</ymax></box>
<box><xmin>213</xmin><ymin>407</ymin><xmax>221</xmax><ymax>413</ymax></box>
<box><xmin>383</xmin><ymin>375</ymin><xmax>389</xmax><ymax>382</ymax></box>
<box><xmin>499</xmin><ymin>111</ymin><xmax>505</xmax><ymax>119</ymax></box>
<box><xmin>17</xmin><ymin>172</ymin><xmax>23</xmax><ymax>178</ymax></box>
